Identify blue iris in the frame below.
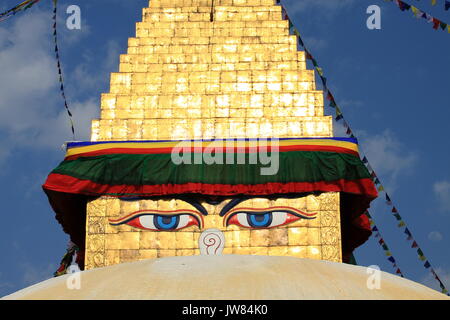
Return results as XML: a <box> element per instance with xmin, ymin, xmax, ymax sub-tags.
<box><xmin>154</xmin><ymin>215</ymin><xmax>179</xmax><ymax>230</ymax></box>
<box><xmin>247</xmin><ymin>213</ymin><xmax>273</xmax><ymax>228</ymax></box>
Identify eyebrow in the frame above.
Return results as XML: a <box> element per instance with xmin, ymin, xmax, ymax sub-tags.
<box><xmin>120</xmin><ymin>195</ymin><xmax>308</xmax><ymax>217</ymax></box>
<box><xmin>120</xmin><ymin>196</ymin><xmax>209</xmax><ymax>216</ymax></box>
<box><xmin>177</xmin><ymin>196</ymin><xmax>209</xmax><ymax>216</ymax></box>
<box><xmin>218</xmin><ymin>194</ymin><xmax>314</xmax><ymax>216</ymax></box>
<box><xmin>219</xmin><ymin>197</ymin><xmax>250</xmax><ymax>217</ymax></box>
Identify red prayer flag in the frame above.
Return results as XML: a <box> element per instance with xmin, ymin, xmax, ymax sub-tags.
<box><xmin>432</xmin><ymin>18</ymin><xmax>440</xmax><ymax>30</ymax></box>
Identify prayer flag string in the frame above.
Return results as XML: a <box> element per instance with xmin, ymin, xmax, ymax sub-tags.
<box><xmin>384</xmin><ymin>0</ymin><xmax>450</xmax><ymax>33</ymax></box>
<box><xmin>52</xmin><ymin>0</ymin><xmax>75</xmax><ymax>139</ymax></box>
<box><xmin>277</xmin><ymin>0</ymin><xmax>449</xmax><ymax>295</ymax></box>
<box><xmin>0</xmin><ymin>0</ymin><xmax>41</xmax><ymax>23</ymax></box>
<box><xmin>405</xmin><ymin>0</ymin><xmax>450</xmax><ymax>11</ymax></box>
<box><xmin>366</xmin><ymin>211</ymin><xmax>405</xmax><ymax>277</ymax></box>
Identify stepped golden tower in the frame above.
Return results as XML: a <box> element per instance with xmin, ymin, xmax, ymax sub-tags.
<box><xmin>92</xmin><ymin>0</ymin><xmax>331</xmax><ymax>142</ymax></box>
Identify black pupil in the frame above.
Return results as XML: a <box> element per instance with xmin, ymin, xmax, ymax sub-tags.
<box><xmin>253</xmin><ymin>215</ymin><xmax>267</xmax><ymax>223</ymax></box>
<box><xmin>161</xmin><ymin>216</ymin><xmax>173</xmax><ymax>225</ymax></box>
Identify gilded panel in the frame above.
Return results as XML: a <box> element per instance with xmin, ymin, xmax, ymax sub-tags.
<box><xmin>85</xmin><ymin>193</ymin><xmax>341</xmax><ymax>269</ymax></box>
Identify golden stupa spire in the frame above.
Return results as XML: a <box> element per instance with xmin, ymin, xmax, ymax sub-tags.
<box><xmin>91</xmin><ymin>0</ymin><xmax>332</xmax><ymax>142</ymax></box>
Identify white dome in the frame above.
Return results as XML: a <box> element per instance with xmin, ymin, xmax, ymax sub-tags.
<box><xmin>3</xmin><ymin>255</ymin><xmax>448</xmax><ymax>300</ymax></box>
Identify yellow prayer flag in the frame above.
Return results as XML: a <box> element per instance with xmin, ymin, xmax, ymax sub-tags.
<box><xmin>432</xmin><ymin>0</ymin><xmax>437</xmax><ymax>5</ymax></box>
<box><xmin>316</xmin><ymin>67</ymin><xmax>324</xmax><ymax>76</ymax></box>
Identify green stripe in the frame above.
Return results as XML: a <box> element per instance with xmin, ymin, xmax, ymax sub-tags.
<box><xmin>52</xmin><ymin>151</ymin><xmax>370</xmax><ymax>186</ymax></box>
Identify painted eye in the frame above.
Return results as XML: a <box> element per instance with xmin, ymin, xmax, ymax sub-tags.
<box><xmin>110</xmin><ymin>213</ymin><xmax>200</xmax><ymax>231</ymax></box>
<box><xmin>226</xmin><ymin>208</ymin><xmax>316</xmax><ymax>229</ymax></box>
<box><xmin>247</xmin><ymin>212</ymin><xmax>273</xmax><ymax>228</ymax></box>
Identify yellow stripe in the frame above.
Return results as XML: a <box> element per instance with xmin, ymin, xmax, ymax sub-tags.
<box><xmin>67</xmin><ymin>142</ymin><xmax>180</xmax><ymax>157</ymax></box>
<box><xmin>66</xmin><ymin>139</ymin><xmax>358</xmax><ymax>157</ymax></box>
<box><xmin>278</xmin><ymin>139</ymin><xmax>358</xmax><ymax>151</ymax></box>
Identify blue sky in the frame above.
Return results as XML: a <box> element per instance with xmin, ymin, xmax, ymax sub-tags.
<box><xmin>0</xmin><ymin>0</ymin><xmax>449</xmax><ymax>296</ymax></box>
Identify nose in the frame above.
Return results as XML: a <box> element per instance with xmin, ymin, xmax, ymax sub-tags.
<box><xmin>199</xmin><ymin>229</ymin><xmax>225</xmax><ymax>255</ymax></box>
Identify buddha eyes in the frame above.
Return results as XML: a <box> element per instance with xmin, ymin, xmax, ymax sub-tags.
<box><xmin>110</xmin><ymin>206</ymin><xmax>316</xmax><ymax>231</ymax></box>
<box><xmin>226</xmin><ymin>211</ymin><xmax>297</xmax><ymax>229</ymax></box>
<box><xmin>110</xmin><ymin>212</ymin><xmax>201</xmax><ymax>231</ymax></box>
<box><xmin>225</xmin><ymin>208</ymin><xmax>317</xmax><ymax>229</ymax></box>
<box><xmin>128</xmin><ymin>214</ymin><xmax>199</xmax><ymax>231</ymax></box>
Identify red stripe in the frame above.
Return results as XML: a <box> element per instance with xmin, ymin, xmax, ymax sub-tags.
<box><xmin>65</xmin><ymin>147</ymin><xmax>175</xmax><ymax>160</ymax></box>
<box><xmin>43</xmin><ymin>173</ymin><xmax>378</xmax><ymax>199</ymax></box>
<box><xmin>65</xmin><ymin>145</ymin><xmax>358</xmax><ymax>161</ymax></box>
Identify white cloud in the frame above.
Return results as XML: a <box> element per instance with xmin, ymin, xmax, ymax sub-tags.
<box><xmin>0</xmin><ymin>9</ymin><xmax>108</xmax><ymax>159</ymax></box>
<box><xmin>301</xmin><ymin>36</ymin><xmax>328</xmax><ymax>51</ymax></box>
<box><xmin>428</xmin><ymin>231</ymin><xmax>443</xmax><ymax>242</ymax></box>
<box><xmin>357</xmin><ymin>129</ymin><xmax>418</xmax><ymax>191</ymax></box>
<box><xmin>70</xmin><ymin>39</ymin><xmax>120</xmax><ymax>95</ymax></box>
<box><xmin>30</xmin><ymin>98</ymin><xmax>99</xmax><ymax>148</ymax></box>
<box><xmin>339</xmin><ymin>99</ymin><xmax>364</xmax><ymax>109</ymax></box>
<box><xmin>0</xmin><ymin>12</ymin><xmax>56</xmax><ymax>131</ymax></box>
<box><xmin>59</xmin><ymin>12</ymin><xmax>91</xmax><ymax>46</ymax></box>
<box><xmin>333</xmin><ymin>119</ymin><xmax>348</xmax><ymax>137</ymax></box>
<box><xmin>421</xmin><ymin>267</ymin><xmax>450</xmax><ymax>295</ymax></box>
<box><xmin>433</xmin><ymin>181</ymin><xmax>450</xmax><ymax>214</ymax></box>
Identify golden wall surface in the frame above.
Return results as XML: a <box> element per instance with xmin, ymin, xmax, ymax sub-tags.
<box><xmin>85</xmin><ymin>193</ymin><xmax>342</xmax><ymax>269</ymax></box>
<box><xmin>85</xmin><ymin>0</ymin><xmax>341</xmax><ymax>269</ymax></box>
